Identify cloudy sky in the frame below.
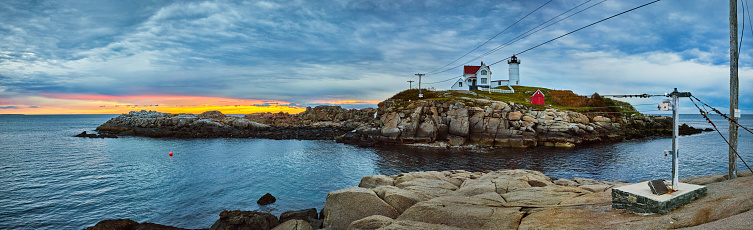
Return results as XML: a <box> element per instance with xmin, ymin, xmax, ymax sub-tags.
<box><xmin>0</xmin><ymin>0</ymin><xmax>750</xmax><ymax>114</ymax></box>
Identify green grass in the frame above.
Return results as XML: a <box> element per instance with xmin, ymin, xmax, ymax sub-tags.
<box><xmin>385</xmin><ymin>86</ymin><xmax>640</xmax><ymax>117</ymax></box>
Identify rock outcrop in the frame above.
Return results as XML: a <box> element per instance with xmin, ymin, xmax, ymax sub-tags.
<box><xmin>321</xmin><ymin>169</ymin><xmax>625</xmax><ymax>230</ymax></box>
<box><xmin>321</xmin><ymin>187</ymin><xmax>400</xmax><ymax>230</ymax></box>
<box><xmin>75</xmin><ymin>131</ymin><xmax>118</xmax><ymax>138</ymax></box>
<box><xmin>278</xmin><ymin>208</ymin><xmax>318</xmax><ymax>224</ymax></box>
<box><xmin>321</xmin><ymin>169</ymin><xmax>753</xmax><ymax>230</ymax></box>
<box><xmin>257</xmin><ymin>193</ymin><xmax>277</xmax><ymax>205</ymax></box>
<box><xmin>95</xmin><ymin>106</ymin><xmax>377</xmax><ymax>140</ymax></box>
<box><xmin>83</xmin><ymin>219</ymin><xmax>191</xmax><ymax>230</ymax></box>
<box><xmin>209</xmin><ymin>210</ymin><xmax>279</xmax><ymax>230</ymax></box>
<box><xmin>272</xmin><ymin>219</ymin><xmax>313</xmax><ymax>230</ymax></box>
<box><xmin>678</xmin><ymin>123</ymin><xmax>713</xmax><ymax>135</ymax></box>
<box><xmin>338</xmin><ymin>96</ymin><xmax>674</xmax><ymax>148</ymax></box>
<box><xmin>94</xmin><ymin>93</ymin><xmax>687</xmax><ymax>149</ymax></box>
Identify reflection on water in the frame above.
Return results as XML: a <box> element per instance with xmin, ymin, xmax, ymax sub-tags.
<box><xmin>0</xmin><ymin>114</ymin><xmax>750</xmax><ymax>229</ymax></box>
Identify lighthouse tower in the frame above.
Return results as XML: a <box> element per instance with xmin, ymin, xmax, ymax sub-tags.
<box><xmin>508</xmin><ymin>55</ymin><xmax>520</xmax><ymax>85</ymax></box>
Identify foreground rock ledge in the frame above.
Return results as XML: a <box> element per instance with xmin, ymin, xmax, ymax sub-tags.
<box><xmin>84</xmin><ymin>170</ymin><xmax>752</xmax><ymax>229</ymax></box>
<box><xmin>323</xmin><ymin>169</ymin><xmax>753</xmax><ymax>230</ymax></box>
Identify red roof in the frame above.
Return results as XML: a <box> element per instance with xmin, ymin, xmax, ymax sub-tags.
<box><xmin>464</xmin><ymin>66</ymin><xmax>481</xmax><ymax>75</ymax></box>
<box><xmin>464</xmin><ymin>62</ymin><xmax>489</xmax><ymax>75</ymax></box>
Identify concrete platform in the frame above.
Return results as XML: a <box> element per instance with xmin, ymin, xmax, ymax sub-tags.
<box><xmin>612</xmin><ymin>181</ymin><xmax>707</xmax><ymax>214</ymax></box>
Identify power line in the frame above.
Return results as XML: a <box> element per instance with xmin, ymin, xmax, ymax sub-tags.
<box><xmin>576</xmin><ymin>110</ymin><xmax>655</xmax><ymax>114</ymax></box>
<box><xmin>466</xmin><ymin>0</ymin><xmax>608</xmax><ymax>69</ymax></box>
<box><xmin>691</xmin><ymin>95</ymin><xmax>753</xmax><ymax>136</ymax></box>
<box><xmin>429</xmin><ymin>0</ymin><xmax>605</xmax><ymax>75</ymax></box>
<box><xmin>739</xmin><ymin>0</ymin><xmax>753</xmax><ymax>60</ymax></box>
<box><xmin>740</xmin><ymin>0</ymin><xmax>745</xmax><ymax>58</ymax></box>
<box><xmin>689</xmin><ymin>97</ymin><xmax>752</xmax><ymax>173</ymax></box>
<box><xmin>599</xmin><ymin>94</ymin><xmax>665</xmax><ymax>98</ymax></box>
<box><xmin>427</xmin><ymin>0</ymin><xmax>554</xmax><ymax>74</ymax></box>
<box><xmin>422</xmin><ymin>0</ymin><xmax>664</xmax><ymax>91</ymax></box>
<box><xmin>490</xmin><ymin>0</ymin><xmax>664</xmax><ymax>67</ymax></box>
<box><xmin>423</xmin><ymin>75</ymin><xmax>463</xmax><ymax>85</ymax></box>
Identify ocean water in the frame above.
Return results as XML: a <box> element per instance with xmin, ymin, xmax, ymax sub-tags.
<box><xmin>0</xmin><ymin>114</ymin><xmax>751</xmax><ymax>229</ymax></box>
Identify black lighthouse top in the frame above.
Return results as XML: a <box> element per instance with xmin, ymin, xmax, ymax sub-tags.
<box><xmin>508</xmin><ymin>55</ymin><xmax>520</xmax><ymax>64</ymax></box>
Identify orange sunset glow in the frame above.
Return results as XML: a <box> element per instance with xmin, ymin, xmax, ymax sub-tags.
<box><xmin>1</xmin><ymin>94</ymin><xmax>383</xmax><ymax>115</ymax></box>
<box><xmin>2</xmin><ymin>94</ymin><xmax>310</xmax><ymax>115</ymax></box>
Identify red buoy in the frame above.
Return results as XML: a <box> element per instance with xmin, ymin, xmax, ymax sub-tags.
<box><xmin>169</xmin><ymin>152</ymin><xmax>173</xmax><ymax>157</ymax></box>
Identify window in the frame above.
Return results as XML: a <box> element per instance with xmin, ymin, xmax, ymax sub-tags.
<box><xmin>498</xmin><ymin>81</ymin><xmax>501</xmax><ymax>86</ymax></box>
<box><xmin>459</xmin><ymin>82</ymin><xmax>462</xmax><ymax>87</ymax></box>
<box><xmin>481</xmin><ymin>70</ymin><xmax>487</xmax><ymax>75</ymax></box>
<box><xmin>480</xmin><ymin>78</ymin><xmax>487</xmax><ymax>84</ymax></box>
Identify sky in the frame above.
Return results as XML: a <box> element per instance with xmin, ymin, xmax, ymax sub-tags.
<box><xmin>0</xmin><ymin>0</ymin><xmax>751</xmax><ymax>115</ymax></box>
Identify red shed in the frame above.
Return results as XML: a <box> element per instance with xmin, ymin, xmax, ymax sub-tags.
<box><xmin>530</xmin><ymin>89</ymin><xmax>545</xmax><ymax>105</ymax></box>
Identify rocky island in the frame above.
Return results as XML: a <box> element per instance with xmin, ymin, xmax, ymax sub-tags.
<box><xmin>92</xmin><ymin>87</ymin><xmax>708</xmax><ymax>149</ymax></box>
<box><xmin>95</xmin><ymin>106</ymin><xmax>377</xmax><ymax>140</ymax></box>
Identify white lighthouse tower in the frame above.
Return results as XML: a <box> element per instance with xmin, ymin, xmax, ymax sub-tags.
<box><xmin>508</xmin><ymin>55</ymin><xmax>520</xmax><ymax>85</ymax></box>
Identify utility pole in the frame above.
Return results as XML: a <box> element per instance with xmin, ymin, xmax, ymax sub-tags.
<box><xmin>730</xmin><ymin>0</ymin><xmax>739</xmax><ymax>179</ymax></box>
<box><xmin>415</xmin><ymin>73</ymin><xmax>425</xmax><ymax>98</ymax></box>
<box><xmin>407</xmin><ymin>80</ymin><xmax>415</xmax><ymax>89</ymax></box>
<box><xmin>667</xmin><ymin>88</ymin><xmax>691</xmax><ymax>190</ymax></box>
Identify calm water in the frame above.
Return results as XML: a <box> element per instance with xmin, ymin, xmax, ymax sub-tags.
<box><xmin>0</xmin><ymin>114</ymin><xmax>751</xmax><ymax>229</ymax></box>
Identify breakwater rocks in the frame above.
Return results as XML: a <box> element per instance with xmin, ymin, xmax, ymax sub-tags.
<box><xmin>320</xmin><ymin>169</ymin><xmax>753</xmax><ymax>230</ymax></box>
<box><xmin>95</xmin><ymin>106</ymin><xmax>377</xmax><ymax>140</ymax></box>
<box><xmin>337</xmin><ymin>97</ymin><xmax>673</xmax><ymax>148</ymax></box>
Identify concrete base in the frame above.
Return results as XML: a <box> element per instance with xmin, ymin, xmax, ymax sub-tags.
<box><xmin>612</xmin><ymin>181</ymin><xmax>706</xmax><ymax>214</ymax></box>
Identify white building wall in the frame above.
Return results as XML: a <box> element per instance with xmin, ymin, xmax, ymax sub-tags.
<box><xmin>450</xmin><ymin>64</ymin><xmax>504</xmax><ymax>90</ymax></box>
<box><xmin>509</xmin><ymin>63</ymin><xmax>519</xmax><ymax>85</ymax></box>
<box><xmin>450</xmin><ymin>78</ymin><xmax>466</xmax><ymax>90</ymax></box>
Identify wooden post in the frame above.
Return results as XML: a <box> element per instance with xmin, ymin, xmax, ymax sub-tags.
<box><xmin>730</xmin><ymin>0</ymin><xmax>739</xmax><ymax>179</ymax></box>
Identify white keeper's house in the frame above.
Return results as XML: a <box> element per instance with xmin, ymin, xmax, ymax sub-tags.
<box><xmin>449</xmin><ymin>55</ymin><xmax>521</xmax><ymax>92</ymax></box>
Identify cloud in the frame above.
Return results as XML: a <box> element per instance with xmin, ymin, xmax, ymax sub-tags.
<box><xmin>252</xmin><ymin>102</ymin><xmax>277</xmax><ymax>107</ymax></box>
<box><xmin>0</xmin><ymin>106</ymin><xmax>19</xmax><ymax>109</ymax></box>
<box><xmin>0</xmin><ymin>0</ymin><xmax>749</xmax><ymax>114</ymax></box>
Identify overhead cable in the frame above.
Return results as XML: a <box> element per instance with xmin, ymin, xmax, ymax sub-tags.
<box><xmin>691</xmin><ymin>95</ymin><xmax>753</xmax><ymax>136</ymax></box>
<box><xmin>427</xmin><ymin>0</ymin><xmax>554</xmax><ymax>74</ymax></box>
<box><xmin>689</xmin><ymin>97</ymin><xmax>753</xmax><ymax>173</ymax></box>
<box><xmin>490</xmin><ymin>0</ymin><xmax>663</xmax><ymax>67</ymax></box>
<box><xmin>467</xmin><ymin>0</ymin><xmax>608</xmax><ymax>68</ymax></box>
<box><xmin>429</xmin><ymin>0</ymin><xmax>604</xmax><ymax>75</ymax></box>
<box><xmin>423</xmin><ymin>75</ymin><xmax>463</xmax><ymax>85</ymax></box>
